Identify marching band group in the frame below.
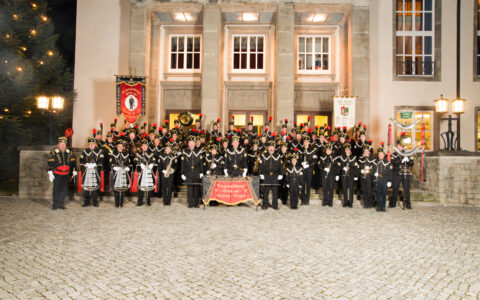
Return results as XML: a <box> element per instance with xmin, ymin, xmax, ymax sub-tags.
<box><xmin>47</xmin><ymin>114</ymin><xmax>415</xmax><ymax>211</ymax></box>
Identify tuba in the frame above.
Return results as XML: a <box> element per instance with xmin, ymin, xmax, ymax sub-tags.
<box><xmin>178</xmin><ymin>111</ymin><xmax>194</xmax><ymax>127</ymax></box>
<box><xmin>82</xmin><ymin>158</ymin><xmax>100</xmax><ymax>192</ymax></box>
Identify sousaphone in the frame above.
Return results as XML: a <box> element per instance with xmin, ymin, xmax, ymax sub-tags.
<box><xmin>178</xmin><ymin>111</ymin><xmax>194</xmax><ymax>126</ymax></box>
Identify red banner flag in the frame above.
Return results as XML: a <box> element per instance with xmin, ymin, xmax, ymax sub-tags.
<box><xmin>116</xmin><ymin>76</ymin><xmax>146</xmax><ymax>124</ymax></box>
<box><xmin>204</xmin><ymin>178</ymin><xmax>259</xmax><ymax>206</ymax></box>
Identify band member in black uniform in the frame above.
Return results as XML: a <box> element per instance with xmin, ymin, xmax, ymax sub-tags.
<box><xmin>102</xmin><ymin>131</ymin><xmax>115</xmax><ymax>195</ymax></box>
<box><xmin>318</xmin><ymin>143</ymin><xmax>337</xmax><ymax>207</ymax></box>
<box><xmin>181</xmin><ymin>136</ymin><xmax>205</xmax><ymax>208</ymax></box>
<box><xmin>149</xmin><ymin>134</ymin><xmax>163</xmax><ymax>198</ymax></box>
<box><xmin>247</xmin><ymin>140</ymin><xmax>261</xmax><ymax>176</ymax></box>
<box><xmin>160</xmin><ymin>121</ymin><xmax>170</xmax><ymax>145</ymax></box>
<box><xmin>299</xmin><ymin>134</ymin><xmax>317</xmax><ymax>205</ymax></box>
<box><xmin>258</xmin><ymin>141</ymin><xmax>283</xmax><ymax>210</ymax></box>
<box><xmin>157</xmin><ymin>142</ymin><xmax>177</xmax><ymax>206</ymax></box>
<box><xmin>95</xmin><ymin>123</ymin><xmax>105</xmax><ymax>148</ymax></box>
<box><xmin>109</xmin><ymin>140</ymin><xmax>131</xmax><ymax>207</ymax></box>
<box><xmin>47</xmin><ymin>137</ymin><xmax>77</xmax><ymax>210</ymax></box>
<box><xmin>224</xmin><ymin>135</ymin><xmax>247</xmax><ymax>177</ymax></box>
<box><xmin>225</xmin><ymin>117</ymin><xmax>236</xmax><ymax>142</ymax></box>
<box><xmin>285</xmin><ymin>152</ymin><xmax>304</xmax><ymax>209</ymax></box>
<box><xmin>134</xmin><ymin>139</ymin><xmax>156</xmax><ymax>206</ymax></box>
<box><xmin>277</xmin><ymin>142</ymin><xmax>289</xmax><ymax>205</ymax></box>
<box><xmin>358</xmin><ymin>142</ymin><xmax>376</xmax><ymax>208</ymax></box>
<box><xmin>336</xmin><ymin>143</ymin><xmax>358</xmax><ymax>208</ymax></box>
<box><xmin>210</xmin><ymin>118</ymin><xmax>222</xmax><ymax>144</ymax></box>
<box><xmin>390</xmin><ymin>136</ymin><xmax>415</xmax><ymax>209</ymax></box>
<box><xmin>79</xmin><ymin>137</ymin><xmax>104</xmax><ymax>207</ymax></box>
<box><xmin>374</xmin><ymin>146</ymin><xmax>392</xmax><ymax>212</ymax></box>
<box><xmin>244</xmin><ymin>117</ymin><xmax>256</xmax><ymax>145</ymax></box>
<box><xmin>205</xmin><ymin>144</ymin><xmax>225</xmax><ymax>177</ymax></box>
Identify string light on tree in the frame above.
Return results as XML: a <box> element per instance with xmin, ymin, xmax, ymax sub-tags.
<box><xmin>39</xmin><ymin>60</ymin><xmax>44</xmax><ymax>65</ymax></box>
<box><xmin>21</xmin><ymin>46</ymin><xmax>27</xmax><ymax>51</ymax></box>
<box><xmin>16</xmin><ymin>66</ymin><xmax>23</xmax><ymax>72</ymax></box>
<box><xmin>5</xmin><ymin>34</ymin><xmax>10</xmax><ymax>38</ymax></box>
<box><xmin>47</xmin><ymin>50</ymin><xmax>54</xmax><ymax>56</ymax></box>
<box><xmin>41</xmin><ymin>15</ymin><xmax>47</xmax><ymax>21</ymax></box>
<box><xmin>30</xmin><ymin>29</ymin><xmax>37</xmax><ymax>35</ymax></box>
<box><xmin>31</xmin><ymin>3</ymin><xmax>37</xmax><ymax>8</ymax></box>
<box><xmin>12</xmin><ymin>14</ymin><xmax>18</xmax><ymax>20</ymax></box>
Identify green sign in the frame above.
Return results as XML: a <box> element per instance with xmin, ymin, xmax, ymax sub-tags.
<box><xmin>400</xmin><ymin>111</ymin><xmax>413</xmax><ymax>119</ymax></box>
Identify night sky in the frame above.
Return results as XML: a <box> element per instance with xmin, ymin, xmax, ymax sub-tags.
<box><xmin>47</xmin><ymin>0</ymin><xmax>76</xmax><ymax>72</ymax></box>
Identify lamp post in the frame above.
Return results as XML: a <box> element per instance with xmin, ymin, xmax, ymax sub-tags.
<box><xmin>434</xmin><ymin>95</ymin><xmax>465</xmax><ymax>151</ymax></box>
<box><xmin>36</xmin><ymin>95</ymin><xmax>65</xmax><ymax>145</ymax></box>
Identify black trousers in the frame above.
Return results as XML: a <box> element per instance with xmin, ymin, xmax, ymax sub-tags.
<box><xmin>361</xmin><ymin>177</ymin><xmax>374</xmax><ymax>208</ymax></box>
<box><xmin>262</xmin><ymin>186</ymin><xmax>278</xmax><ymax>209</ymax></box>
<box><xmin>300</xmin><ymin>167</ymin><xmax>313</xmax><ymax>204</ymax></box>
<box><xmin>138</xmin><ymin>190</ymin><xmax>152</xmax><ymax>205</ymax></box>
<box><xmin>390</xmin><ymin>174</ymin><xmax>411</xmax><ymax>208</ymax></box>
<box><xmin>187</xmin><ymin>179</ymin><xmax>201</xmax><ymax>207</ymax></box>
<box><xmin>289</xmin><ymin>186</ymin><xmax>299</xmax><ymax>208</ymax></box>
<box><xmin>375</xmin><ymin>180</ymin><xmax>388</xmax><ymax>210</ymax></box>
<box><xmin>321</xmin><ymin>175</ymin><xmax>335</xmax><ymax>206</ymax></box>
<box><xmin>83</xmin><ymin>190</ymin><xmax>98</xmax><ymax>206</ymax></box>
<box><xmin>162</xmin><ymin>175</ymin><xmax>174</xmax><ymax>205</ymax></box>
<box><xmin>279</xmin><ymin>180</ymin><xmax>288</xmax><ymax>204</ymax></box>
<box><xmin>52</xmin><ymin>174</ymin><xmax>68</xmax><ymax>209</ymax></box>
<box><xmin>114</xmin><ymin>191</ymin><xmax>125</xmax><ymax>207</ymax></box>
<box><xmin>342</xmin><ymin>176</ymin><xmax>355</xmax><ymax>207</ymax></box>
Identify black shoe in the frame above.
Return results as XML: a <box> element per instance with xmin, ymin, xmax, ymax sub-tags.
<box><xmin>93</xmin><ymin>202</ymin><xmax>99</xmax><ymax>207</ymax></box>
<box><xmin>82</xmin><ymin>203</ymin><xmax>89</xmax><ymax>207</ymax></box>
<box><xmin>273</xmin><ymin>207</ymin><xmax>279</xmax><ymax>210</ymax></box>
<box><xmin>291</xmin><ymin>206</ymin><xmax>298</xmax><ymax>210</ymax></box>
<box><xmin>164</xmin><ymin>203</ymin><xmax>170</xmax><ymax>206</ymax></box>
<box><xmin>52</xmin><ymin>207</ymin><xmax>57</xmax><ymax>210</ymax></box>
<box><xmin>147</xmin><ymin>201</ymin><xmax>151</xmax><ymax>206</ymax></box>
<box><xmin>59</xmin><ymin>206</ymin><xmax>66</xmax><ymax>210</ymax></box>
<box><xmin>261</xmin><ymin>206</ymin><xmax>268</xmax><ymax>210</ymax></box>
<box><xmin>406</xmin><ymin>206</ymin><xmax>412</xmax><ymax>210</ymax></box>
<box><xmin>136</xmin><ymin>202</ymin><xmax>143</xmax><ymax>206</ymax></box>
<box><xmin>120</xmin><ymin>202</ymin><xmax>123</xmax><ymax>207</ymax></box>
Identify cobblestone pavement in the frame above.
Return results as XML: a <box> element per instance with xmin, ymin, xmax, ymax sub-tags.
<box><xmin>0</xmin><ymin>197</ymin><xmax>479</xmax><ymax>299</ymax></box>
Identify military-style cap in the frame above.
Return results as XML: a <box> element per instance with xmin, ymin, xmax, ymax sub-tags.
<box><xmin>87</xmin><ymin>137</ymin><xmax>96</xmax><ymax>144</ymax></box>
<box><xmin>116</xmin><ymin>140</ymin><xmax>125</xmax><ymax>146</ymax></box>
<box><xmin>58</xmin><ymin>136</ymin><xmax>68</xmax><ymax>144</ymax></box>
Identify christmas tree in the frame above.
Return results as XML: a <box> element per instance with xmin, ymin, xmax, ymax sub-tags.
<box><xmin>0</xmin><ymin>0</ymin><xmax>74</xmax><ymax>183</ymax></box>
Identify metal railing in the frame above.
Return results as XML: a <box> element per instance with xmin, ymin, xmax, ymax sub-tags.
<box><xmin>396</xmin><ymin>59</ymin><xmax>435</xmax><ymax>76</ymax></box>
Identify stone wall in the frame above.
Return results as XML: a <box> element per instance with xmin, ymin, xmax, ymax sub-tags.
<box><xmin>417</xmin><ymin>156</ymin><xmax>480</xmax><ymax>207</ymax></box>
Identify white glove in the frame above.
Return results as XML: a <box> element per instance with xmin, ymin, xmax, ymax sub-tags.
<box><xmin>125</xmin><ymin>167</ymin><xmax>130</xmax><ymax>171</ymax></box>
<box><xmin>242</xmin><ymin>170</ymin><xmax>247</xmax><ymax>177</ymax></box>
<box><xmin>260</xmin><ymin>174</ymin><xmax>265</xmax><ymax>180</ymax></box>
<box><xmin>224</xmin><ymin>169</ymin><xmax>228</xmax><ymax>177</ymax></box>
<box><xmin>387</xmin><ymin>182</ymin><xmax>392</xmax><ymax>187</ymax></box>
<box><xmin>335</xmin><ymin>176</ymin><xmax>339</xmax><ymax>181</ymax></box>
<box><xmin>211</xmin><ymin>163</ymin><xmax>216</xmax><ymax>169</ymax></box>
<box><xmin>181</xmin><ymin>174</ymin><xmax>186</xmax><ymax>180</ymax></box>
<box><xmin>113</xmin><ymin>166</ymin><xmax>120</xmax><ymax>171</ymax></box>
<box><xmin>343</xmin><ymin>167</ymin><xmax>348</xmax><ymax>171</ymax></box>
<box><xmin>140</xmin><ymin>163</ymin><xmax>146</xmax><ymax>169</ymax></box>
<box><xmin>148</xmin><ymin>163</ymin><xmax>153</xmax><ymax>169</ymax></box>
<box><xmin>402</xmin><ymin>157</ymin><xmax>409</xmax><ymax>163</ymax></box>
<box><xmin>304</xmin><ymin>163</ymin><xmax>310</xmax><ymax>169</ymax></box>
<box><xmin>286</xmin><ymin>184</ymin><xmax>290</xmax><ymax>188</ymax></box>
<box><xmin>47</xmin><ymin>171</ymin><xmax>54</xmax><ymax>182</ymax></box>
<box><xmin>374</xmin><ymin>172</ymin><xmax>379</xmax><ymax>177</ymax></box>
<box><xmin>354</xmin><ymin>177</ymin><xmax>358</xmax><ymax>181</ymax></box>
<box><xmin>324</xmin><ymin>168</ymin><xmax>330</xmax><ymax>172</ymax></box>
<box><xmin>277</xmin><ymin>175</ymin><xmax>283</xmax><ymax>180</ymax></box>
<box><xmin>162</xmin><ymin>170</ymin><xmax>167</xmax><ymax>175</ymax></box>
<box><xmin>360</xmin><ymin>170</ymin><xmax>364</xmax><ymax>174</ymax></box>
<box><xmin>206</xmin><ymin>170</ymin><xmax>211</xmax><ymax>175</ymax></box>
<box><xmin>72</xmin><ymin>170</ymin><xmax>77</xmax><ymax>177</ymax></box>
<box><xmin>200</xmin><ymin>173</ymin><xmax>204</xmax><ymax>179</ymax></box>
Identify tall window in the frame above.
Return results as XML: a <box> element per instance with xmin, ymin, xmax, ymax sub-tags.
<box><xmin>395</xmin><ymin>0</ymin><xmax>435</xmax><ymax>76</ymax></box>
<box><xmin>396</xmin><ymin>110</ymin><xmax>433</xmax><ymax>151</ymax></box>
<box><xmin>169</xmin><ymin>35</ymin><xmax>201</xmax><ymax>71</ymax></box>
<box><xmin>232</xmin><ymin>35</ymin><xmax>264</xmax><ymax>72</ymax></box>
<box><xmin>477</xmin><ymin>0</ymin><xmax>480</xmax><ymax>76</ymax></box>
<box><xmin>297</xmin><ymin>36</ymin><xmax>330</xmax><ymax>73</ymax></box>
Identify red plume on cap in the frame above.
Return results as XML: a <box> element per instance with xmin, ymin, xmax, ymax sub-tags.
<box><xmin>308</xmin><ymin>116</ymin><xmax>311</xmax><ymax>121</ymax></box>
<box><xmin>153</xmin><ymin>123</ymin><xmax>157</xmax><ymax>128</ymax></box>
<box><xmin>227</xmin><ymin>135</ymin><xmax>231</xmax><ymax>139</ymax></box>
<box><xmin>308</xmin><ymin>128</ymin><xmax>312</xmax><ymax>133</ymax></box>
<box><xmin>169</xmin><ymin>138</ymin><xmax>174</xmax><ymax>142</ymax></box>
<box><xmin>358</xmin><ymin>122</ymin><xmax>362</xmax><ymax>126</ymax></box>
<box><xmin>272</xmin><ymin>132</ymin><xmax>276</xmax><ymax>136</ymax></box>
<box><xmin>330</xmin><ymin>136</ymin><xmax>335</xmax><ymax>142</ymax></box>
<box><xmin>250</xmin><ymin>116</ymin><xmax>254</xmax><ymax>121</ymax></box>
<box><xmin>381</xmin><ymin>142</ymin><xmax>385</xmax><ymax>146</ymax></box>
<box><xmin>400</xmin><ymin>132</ymin><xmax>406</xmax><ymax>136</ymax></box>
<box><xmin>65</xmin><ymin>128</ymin><xmax>73</xmax><ymax>138</ymax></box>
<box><xmin>326</xmin><ymin>126</ymin><xmax>331</xmax><ymax>130</ymax></box>
<box><xmin>135</xmin><ymin>124</ymin><xmax>138</xmax><ymax>129</ymax></box>
<box><xmin>294</xmin><ymin>147</ymin><xmax>298</xmax><ymax>151</ymax></box>
<box><xmin>343</xmin><ymin>126</ymin><xmax>347</xmax><ymax>130</ymax></box>
<box><xmin>269</xmin><ymin>116</ymin><xmax>272</xmax><ymax>121</ymax></box>
<box><xmin>159</xmin><ymin>127</ymin><xmax>163</xmax><ymax>131</ymax></box>
<box><xmin>347</xmin><ymin>138</ymin><xmax>351</xmax><ymax>142</ymax></box>
<box><xmin>236</xmin><ymin>128</ymin><xmax>241</xmax><ymax>133</ymax></box>
<box><xmin>217</xmin><ymin>118</ymin><xmax>220</xmax><ymax>122</ymax></box>
<box><xmin>93</xmin><ymin>128</ymin><xmax>96</xmax><ymax>135</ymax></box>
<box><xmin>165</xmin><ymin>120</ymin><xmax>169</xmax><ymax>123</ymax></box>
<box><xmin>119</xmin><ymin>132</ymin><xmax>125</xmax><ymax>137</ymax></box>
<box><xmin>232</xmin><ymin>116</ymin><xmax>235</xmax><ymax>119</ymax></box>
<box><xmin>114</xmin><ymin>118</ymin><xmax>118</xmax><ymax>123</ymax></box>
<box><xmin>363</xmin><ymin>124</ymin><xmax>367</xmax><ymax>128</ymax></box>
<box><xmin>216</xmin><ymin>137</ymin><xmax>221</xmax><ymax>141</ymax></box>
<box><xmin>300</xmin><ymin>123</ymin><xmax>304</xmax><ymax>127</ymax></box>
<box><xmin>199</xmin><ymin>113</ymin><xmax>203</xmax><ymax>117</ymax></box>
<box><xmin>143</xmin><ymin>122</ymin><xmax>146</xmax><ymax>126</ymax></box>
<box><xmin>110</xmin><ymin>127</ymin><xmax>114</xmax><ymax>132</ymax></box>
<box><xmin>258</xmin><ymin>134</ymin><xmax>261</xmax><ymax>137</ymax></box>
<box><xmin>193</xmin><ymin>128</ymin><xmax>197</xmax><ymax>132</ymax></box>
<box><xmin>368</xmin><ymin>139</ymin><xmax>373</xmax><ymax>143</ymax></box>
<box><xmin>287</xmin><ymin>136</ymin><xmax>291</xmax><ymax>140</ymax></box>
<box><xmin>100</xmin><ymin>122</ymin><xmax>103</xmax><ymax>127</ymax></box>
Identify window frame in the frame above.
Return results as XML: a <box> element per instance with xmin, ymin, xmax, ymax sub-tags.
<box><xmin>475</xmin><ymin>0</ymin><xmax>480</xmax><ymax>79</ymax></box>
<box><xmin>475</xmin><ymin>107</ymin><xmax>480</xmax><ymax>152</ymax></box>
<box><xmin>394</xmin><ymin>106</ymin><xmax>437</xmax><ymax>151</ymax></box>
<box><xmin>228</xmin><ymin>110</ymin><xmax>267</xmax><ymax>134</ymax></box>
<box><xmin>296</xmin><ymin>35</ymin><xmax>332</xmax><ymax>75</ymax></box>
<box><xmin>392</xmin><ymin>0</ymin><xmax>442</xmax><ymax>81</ymax></box>
<box><xmin>231</xmin><ymin>34</ymin><xmax>266</xmax><ymax>74</ymax></box>
<box><xmin>168</xmin><ymin>34</ymin><xmax>202</xmax><ymax>73</ymax></box>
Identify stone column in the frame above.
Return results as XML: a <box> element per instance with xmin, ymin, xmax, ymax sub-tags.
<box><xmin>201</xmin><ymin>4</ymin><xmax>221</xmax><ymax>130</ymax></box>
<box><xmin>351</xmin><ymin>6</ymin><xmax>370</xmax><ymax>124</ymax></box>
<box><xmin>276</xmin><ymin>3</ymin><xmax>295</xmax><ymax>131</ymax></box>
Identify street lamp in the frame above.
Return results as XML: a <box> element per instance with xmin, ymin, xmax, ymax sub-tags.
<box><xmin>433</xmin><ymin>95</ymin><xmax>465</xmax><ymax>151</ymax></box>
<box><xmin>36</xmin><ymin>95</ymin><xmax>65</xmax><ymax>145</ymax></box>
